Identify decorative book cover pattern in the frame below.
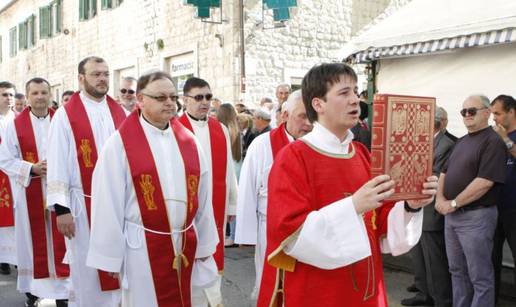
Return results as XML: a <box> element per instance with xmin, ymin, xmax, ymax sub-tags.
<box><xmin>371</xmin><ymin>94</ymin><xmax>435</xmax><ymax>201</ymax></box>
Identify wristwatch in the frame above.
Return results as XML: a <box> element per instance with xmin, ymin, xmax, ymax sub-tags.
<box><xmin>506</xmin><ymin>140</ymin><xmax>514</xmax><ymax>150</ymax></box>
<box><xmin>450</xmin><ymin>199</ymin><xmax>458</xmax><ymax>209</ymax></box>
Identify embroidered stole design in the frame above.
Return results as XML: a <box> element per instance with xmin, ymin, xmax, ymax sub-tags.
<box><xmin>179</xmin><ymin>114</ymin><xmax>227</xmax><ymax>271</ymax></box>
<box><xmin>14</xmin><ymin>108</ymin><xmax>70</xmax><ymax>279</ymax></box>
<box><xmin>270</xmin><ymin>123</ymin><xmax>290</xmax><ymax>159</ymax></box>
<box><xmin>64</xmin><ymin>92</ymin><xmax>126</xmax><ymax>290</ymax></box>
<box><xmin>120</xmin><ymin>112</ymin><xmax>200</xmax><ymax>306</ymax></box>
<box><xmin>0</xmin><ymin>124</ymin><xmax>14</xmax><ymax>227</ymax></box>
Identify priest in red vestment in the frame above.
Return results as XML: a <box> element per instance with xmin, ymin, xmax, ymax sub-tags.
<box><xmin>258</xmin><ymin>63</ymin><xmax>438</xmax><ymax>307</ymax></box>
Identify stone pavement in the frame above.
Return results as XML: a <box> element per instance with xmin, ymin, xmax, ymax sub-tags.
<box><xmin>1</xmin><ymin>246</ymin><xmax>515</xmax><ymax>306</ymax></box>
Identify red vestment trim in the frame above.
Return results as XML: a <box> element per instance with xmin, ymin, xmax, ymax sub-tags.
<box><xmin>269</xmin><ymin>123</ymin><xmax>290</xmax><ymax>159</ymax></box>
<box><xmin>14</xmin><ymin>108</ymin><xmax>70</xmax><ymax>279</ymax></box>
<box><xmin>0</xmin><ymin>129</ymin><xmax>14</xmax><ymax>227</ymax></box>
<box><xmin>179</xmin><ymin>114</ymin><xmax>227</xmax><ymax>271</ymax></box>
<box><xmin>119</xmin><ymin>112</ymin><xmax>200</xmax><ymax>307</ymax></box>
<box><xmin>64</xmin><ymin>92</ymin><xmax>125</xmax><ymax>291</ymax></box>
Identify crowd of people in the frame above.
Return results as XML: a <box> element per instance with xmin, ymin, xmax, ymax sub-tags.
<box><xmin>0</xmin><ymin>56</ymin><xmax>514</xmax><ymax>307</ymax></box>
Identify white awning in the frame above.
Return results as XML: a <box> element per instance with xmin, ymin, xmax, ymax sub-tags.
<box><xmin>341</xmin><ymin>0</ymin><xmax>516</xmax><ymax>63</ymax></box>
<box><xmin>350</xmin><ymin>27</ymin><xmax>515</xmax><ymax>63</ymax></box>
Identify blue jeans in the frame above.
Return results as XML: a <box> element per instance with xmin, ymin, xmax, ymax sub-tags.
<box><xmin>445</xmin><ymin>205</ymin><xmax>497</xmax><ymax>307</ymax></box>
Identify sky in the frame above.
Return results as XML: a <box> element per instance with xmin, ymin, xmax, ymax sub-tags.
<box><xmin>0</xmin><ymin>0</ymin><xmax>9</xmax><ymax>11</ymax></box>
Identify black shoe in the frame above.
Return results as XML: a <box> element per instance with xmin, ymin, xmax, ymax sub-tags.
<box><xmin>56</xmin><ymin>299</ymin><xmax>68</xmax><ymax>307</ymax></box>
<box><xmin>406</xmin><ymin>284</ymin><xmax>419</xmax><ymax>293</ymax></box>
<box><xmin>25</xmin><ymin>295</ymin><xmax>39</xmax><ymax>307</ymax></box>
<box><xmin>401</xmin><ymin>295</ymin><xmax>434</xmax><ymax>306</ymax></box>
<box><xmin>0</xmin><ymin>263</ymin><xmax>10</xmax><ymax>275</ymax></box>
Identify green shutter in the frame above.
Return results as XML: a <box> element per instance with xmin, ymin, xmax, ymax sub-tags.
<box><xmin>90</xmin><ymin>0</ymin><xmax>97</xmax><ymax>18</ymax></box>
<box><xmin>101</xmin><ymin>0</ymin><xmax>112</xmax><ymax>10</ymax></box>
<box><xmin>79</xmin><ymin>0</ymin><xmax>85</xmax><ymax>20</ymax></box>
<box><xmin>49</xmin><ymin>4</ymin><xmax>54</xmax><ymax>37</ymax></box>
<box><xmin>28</xmin><ymin>16</ymin><xmax>36</xmax><ymax>47</ymax></box>
<box><xmin>9</xmin><ymin>27</ymin><xmax>17</xmax><ymax>57</ymax></box>
<box><xmin>18</xmin><ymin>22</ymin><xmax>26</xmax><ymax>50</ymax></box>
<box><xmin>55</xmin><ymin>1</ymin><xmax>62</xmax><ymax>33</ymax></box>
<box><xmin>40</xmin><ymin>6</ymin><xmax>51</xmax><ymax>38</ymax></box>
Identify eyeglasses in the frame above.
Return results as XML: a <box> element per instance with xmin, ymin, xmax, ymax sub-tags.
<box><xmin>142</xmin><ymin>93</ymin><xmax>179</xmax><ymax>103</ymax></box>
<box><xmin>120</xmin><ymin>89</ymin><xmax>135</xmax><ymax>95</ymax></box>
<box><xmin>460</xmin><ymin>107</ymin><xmax>487</xmax><ymax>117</ymax></box>
<box><xmin>184</xmin><ymin>94</ymin><xmax>213</xmax><ymax>102</ymax></box>
<box><xmin>84</xmin><ymin>72</ymin><xmax>110</xmax><ymax>78</ymax></box>
<box><xmin>1</xmin><ymin>93</ymin><xmax>14</xmax><ymax>97</ymax></box>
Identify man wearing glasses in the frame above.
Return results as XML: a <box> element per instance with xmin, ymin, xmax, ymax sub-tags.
<box><xmin>179</xmin><ymin>77</ymin><xmax>237</xmax><ymax>306</ymax></box>
<box><xmin>0</xmin><ymin>81</ymin><xmax>17</xmax><ymax>276</ymax></box>
<box><xmin>119</xmin><ymin>76</ymin><xmax>137</xmax><ymax>115</ymax></box>
<box><xmin>436</xmin><ymin>95</ymin><xmax>506</xmax><ymax>307</ymax></box>
<box><xmin>46</xmin><ymin>56</ymin><xmax>126</xmax><ymax>306</ymax></box>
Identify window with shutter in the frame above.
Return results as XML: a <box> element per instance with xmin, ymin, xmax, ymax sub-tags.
<box><xmin>28</xmin><ymin>15</ymin><xmax>36</xmax><ymax>47</ymax></box>
<box><xmin>102</xmin><ymin>0</ymin><xmax>112</xmax><ymax>10</ymax></box>
<box><xmin>9</xmin><ymin>27</ymin><xmax>17</xmax><ymax>57</ymax></box>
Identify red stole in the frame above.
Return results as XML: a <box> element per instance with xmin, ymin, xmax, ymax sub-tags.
<box><xmin>119</xmin><ymin>112</ymin><xmax>200</xmax><ymax>307</ymax></box>
<box><xmin>14</xmin><ymin>108</ymin><xmax>70</xmax><ymax>279</ymax></box>
<box><xmin>269</xmin><ymin>123</ymin><xmax>290</xmax><ymax>159</ymax></box>
<box><xmin>0</xmin><ymin>166</ymin><xmax>14</xmax><ymax>227</ymax></box>
<box><xmin>0</xmin><ymin>121</ymin><xmax>14</xmax><ymax>227</ymax></box>
<box><xmin>64</xmin><ymin>92</ymin><xmax>125</xmax><ymax>291</ymax></box>
<box><xmin>179</xmin><ymin>114</ymin><xmax>227</xmax><ymax>271</ymax></box>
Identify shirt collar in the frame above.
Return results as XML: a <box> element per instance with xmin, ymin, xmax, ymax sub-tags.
<box><xmin>140</xmin><ymin>114</ymin><xmax>171</xmax><ymax>136</ymax></box>
<box><xmin>186</xmin><ymin>112</ymin><xmax>208</xmax><ymax>127</ymax></box>
<box><xmin>302</xmin><ymin>122</ymin><xmax>354</xmax><ymax>155</ymax></box>
<box><xmin>80</xmin><ymin>91</ymin><xmax>106</xmax><ymax>107</ymax></box>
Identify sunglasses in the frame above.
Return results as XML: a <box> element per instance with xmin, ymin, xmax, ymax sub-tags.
<box><xmin>142</xmin><ymin>93</ymin><xmax>179</xmax><ymax>103</ymax></box>
<box><xmin>185</xmin><ymin>94</ymin><xmax>213</xmax><ymax>102</ymax></box>
<box><xmin>460</xmin><ymin>107</ymin><xmax>487</xmax><ymax>117</ymax></box>
<box><xmin>120</xmin><ymin>89</ymin><xmax>135</xmax><ymax>95</ymax></box>
<box><xmin>1</xmin><ymin>93</ymin><xmax>14</xmax><ymax>97</ymax></box>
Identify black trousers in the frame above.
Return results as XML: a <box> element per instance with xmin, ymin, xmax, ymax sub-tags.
<box><xmin>410</xmin><ymin>230</ymin><xmax>453</xmax><ymax>307</ymax></box>
<box><xmin>492</xmin><ymin>209</ymin><xmax>516</xmax><ymax>302</ymax></box>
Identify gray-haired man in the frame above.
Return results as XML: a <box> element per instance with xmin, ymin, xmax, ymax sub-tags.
<box><xmin>436</xmin><ymin>95</ymin><xmax>507</xmax><ymax>307</ymax></box>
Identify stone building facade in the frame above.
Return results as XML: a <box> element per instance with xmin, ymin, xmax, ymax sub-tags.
<box><xmin>0</xmin><ymin>0</ymin><xmax>410</xmax><ymax>106</ymax></box>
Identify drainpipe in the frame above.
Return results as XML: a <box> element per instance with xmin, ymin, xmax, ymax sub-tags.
<box><xmin>239</xmin><ymin>0</ymin><xmax>245</xmax><ymax>93</ymax></box>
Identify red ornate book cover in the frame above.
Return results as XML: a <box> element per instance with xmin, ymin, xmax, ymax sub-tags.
<box><xmin>371</xmin><ymin>94</ymin><xmax>435</xmax><ymax>201</ymax></box>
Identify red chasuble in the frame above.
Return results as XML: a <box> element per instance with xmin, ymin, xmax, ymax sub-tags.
<box><xmin>14</xmin><ymin>108</ymin><xmax>70</xmax><ymax>279</ymax></box>
<box><xmin>119</xmin><ymin>112</ymin><xmax>200</xmax><ymax>307</ymax></box>
<box><xmin>269</xmin><ymin>123</ymin><xmax>290</xmax><ymax>159</ymax></box>
<box><xmin>179</xmin><ymin>114</ymin><xmax>227</xmax><ymax>271</ymax></box>
<box><xmin>64</xmin><ymin>92</ymin><xmax>126</xmax><ymax>291</ymax></box>
<box><xmin>0</xmin><ymin>132</ymin><xmax>14</xmax><ymax>227</ymax></box>
<box><xmin>258</xmin><ymin>140</ymin><xmax>395</xmax><ymax>307</ymax></box>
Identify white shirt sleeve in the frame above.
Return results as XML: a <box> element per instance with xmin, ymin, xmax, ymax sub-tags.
<box><xmin>0</xmin><ymin>121</ymin><xmax>32</xmax><ymax>187</ymax></box>
<box><xmin>380</xmin><ymin>201</ymin><xmax>423</xmax><ymax>256</ymax></box>
<box><xmin>46</xmin><ymin>109</ymin><xmax>73</xmax><ymax>209</ymax></box>
<box><xmin>284</xmin><ymin>196</ymin><xmax>372</xmax><ymax>270</ymax></box>
<box><xmin>86</xmin><ymin>133</ymin><xmax>126</xmax><ymax>273</ymax></box>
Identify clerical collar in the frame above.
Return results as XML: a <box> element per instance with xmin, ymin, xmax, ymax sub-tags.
<box><xmin>30</xmin><ymin>110</ymin><xmax>50</xmax><ymax>119</ymax></box>
<box><xmin>141</xmin><ymin>114</ymin><xmax>169</xmax><ymax>131</ymax></box>
<box><xmin>187</xmin><ymin>112</ymin><xmax>207</xmax><ymax>122</ymax></box>
<box><xmin>302</xmin><ymin>122</ymin><xmax>354</xmax><ymax>155</ymax></box>
<box><xmin>283</xmin><ymin>125</ymin><xmax>295</xmax><ymax>141</ymax></box>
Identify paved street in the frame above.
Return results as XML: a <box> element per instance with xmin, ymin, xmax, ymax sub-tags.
<box><xmin>1</xmin><ymin>246</ymin><xmax>515</xmax><ymax>306</ymax></box>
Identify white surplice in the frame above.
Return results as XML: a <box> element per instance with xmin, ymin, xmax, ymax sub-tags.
<box><xmin>46</xmin><ymin>92</ymin><xmax>121</xmax><ymax>306</ymax></box>
<box><xmin>0</xmin><ymin>110</ymin><xmax>17</xmax><ymax>265</ymax></box>
<box><xmin>281</xmin><ymin>122</ymin><xmax>423</xmax><ymax>268</ymax></box>
<box><xmin>235</xmin><ymin>126</ymin><xmax>293</xmax><ymax>298</ymax></box>
<box><xmin>0</xmin><ymin>112</ymin><xmax>70</xmax><ymax>298</ymax></box>
<box><xmin>86</xmin><ymin>116</ymin><xmax>219</xmax><ymax>307</ymax></box>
